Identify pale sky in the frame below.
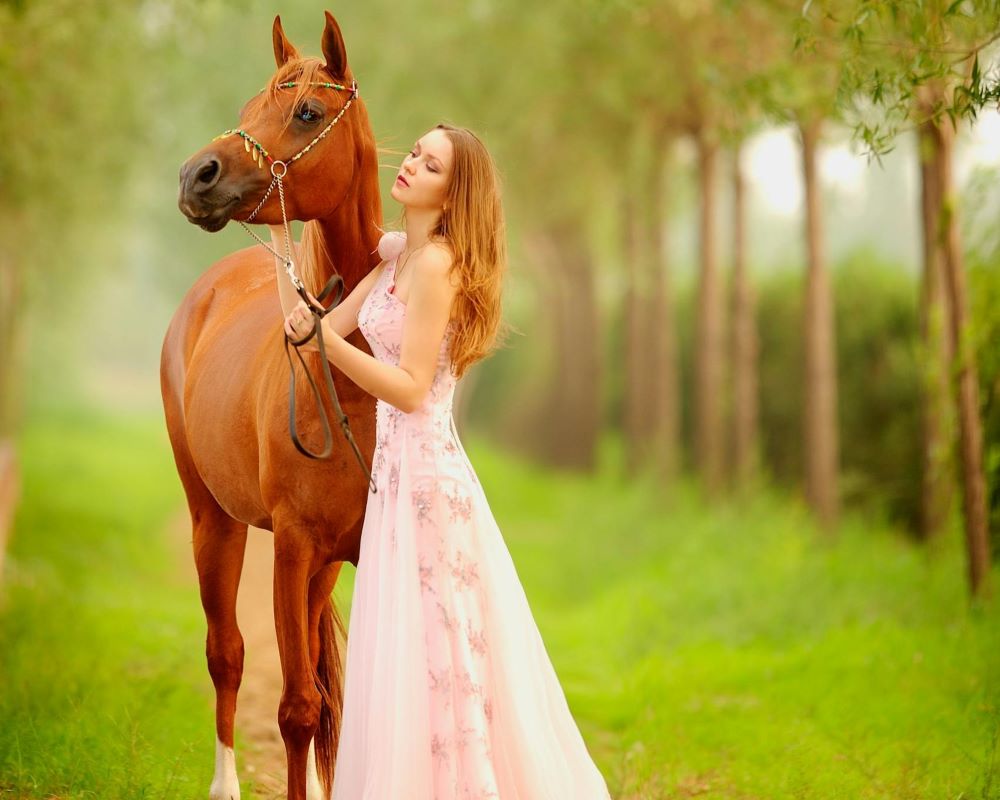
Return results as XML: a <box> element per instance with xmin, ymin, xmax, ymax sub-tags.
<box><xmin>662</xmin><ymin>107</ymin><xmax>1000</xmax><ymax>279</ymax></box>
<box><xmin>744</xmin><ymin>108</ymin><xmax>1000</xmax><ymax>218</ymax></box>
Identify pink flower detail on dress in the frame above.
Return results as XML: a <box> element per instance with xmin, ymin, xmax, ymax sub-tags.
<box><xmin>461</xmin><ymin>783</ymin><xmax>499</xmax><ymax>800</ymax></box>
<box><xmin>388</xmin><ymin>463</ymin><xmax>400</xmax><ymax>495</ymax></box>
<box><xmin>450</xmin><ymin>551</ymin><xmax>480</xmax><ymax>588</ymax></box>
<box><xmin>446</xmin><ymin>486</ymin><xmax>474</xmax><ymax>523</ymax></box>
<box><xmin>431</xmin><ymin>733</ymin><xmax>450</xmax><ymax>765</ymax></box>
<box><xmin>419</xmin><ymin>559</ymin><xmax>435</xmax><ymax>594</ymax></box>
<box><xmin>412</xmin><ymin>486</ymin><xmax>435</xmax><ymax>525</ymax></box>
<box><xmin>420</xmin><ymin>439</ymin><xmax>437</xmax><ymax>459</ymax></box>
<box><xmin>456</xmin><ymin>724</ymin><xmax>479</xmax><ymax>753</ymax></box>
<box><xmin>436</xmin><ymin>600</ymin><xmax>456</xmax><ymax>631</ymax></box>
<box><xmin>429</xmin><ymin>666</ymin><xmax>452</xmax><ymax>695</ymax></box>
<box><xmin>456</xmin><ymin>668</ymin><xmax>482</xmax><ymax>698</ymax></box>
<box><xmin>466</xmin><ymin>620</ymin><xmax>488</xmax><ymax>656</ymax></box>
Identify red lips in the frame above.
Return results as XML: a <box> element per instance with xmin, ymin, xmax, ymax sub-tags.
<box><xmin>396</xmin><ymin>175</ymin><xmax>409</xmax><ymax>187</ymax></box>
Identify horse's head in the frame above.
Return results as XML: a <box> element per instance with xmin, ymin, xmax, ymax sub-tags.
<box><xmin>178</xmin><ymin>11</ymin><xmax>369</xmax><ymax>233</ymax></box>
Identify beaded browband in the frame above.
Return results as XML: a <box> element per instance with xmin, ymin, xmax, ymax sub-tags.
<box><xmin>211</xmin><ymin>79</ymin><xmax>359</xmax><ymax>170</ymax></box>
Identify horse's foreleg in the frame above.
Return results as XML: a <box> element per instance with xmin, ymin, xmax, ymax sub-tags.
<box><xmin>192</xmin><ymin>509</ymin><xmax>249</xmax><ymax>800</ymax></box>
<box><xmin>273</xmin><ymin>530</ymin><xmax>324</xmax><ymax>800</ymax></box>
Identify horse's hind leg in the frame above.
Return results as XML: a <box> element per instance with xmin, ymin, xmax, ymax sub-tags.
<box><xmin>191</xmin><ymin>501</ymin><xmax>249</xmax><ymax>800</ymax></box>
<box><xmin>305</xmin><ymin>561</ymin><xmax>346</xmax><ymax>799</ymax></box>
<box><xmin>272</xmin><ymin>529</ymin><xmax>328</xmax><ymax>800</ymax></box>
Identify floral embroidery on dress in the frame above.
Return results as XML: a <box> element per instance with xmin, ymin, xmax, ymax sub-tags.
<box><xmin>436</xmin><ymin>600</ymin><xmax>456</xmax><ymax>631</ymax></box>
<box><xmin>429</xmin><ymin>666</ymin><xmax>452</xmax><ymax>696</ymax></box>
<box><xmin>446</xmin><ymin>484</ymin><xmax>474</xmax><ymax>523</ymax></box>
<box><xmin>419</xmin><ymin>559</ymin><xmax>436</xmax><ymax>594</ymax></box>
<box><xmin>431</xmin><ymin>734</ymin><xmax>450</xmax><ymax>765</ymax></box>
<box><xmin>456</xmin><ymin>724</ymin><xmax>480</xmax><ymax>753</ymax></box>
<box><xmin>413</xmin><ymin>486</ymin><xmax>435</xmax><ymax>526</ymax></box>
<box><xmin>461</xmin><ymin>785</ymin><xmax>499</xmax><ymax>800</ymax></box>
<box><xmin>456</xmin><ymin>667</ymin><xmax>483</xmax><ymax>699</ymax></box>
<box><xmin>465</xmin><ymin>620</ymin><xmax>488</xmax><ymax>656</ymax></box>
<box><xmin>450</xmin><ymin>550</ymin><xmax>480</xmax><ymax>588</ymax></box>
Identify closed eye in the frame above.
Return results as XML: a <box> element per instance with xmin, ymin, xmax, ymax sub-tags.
<box><xmin>409</xmin><ymin>150</ymin><xmax>439</xmax><ymax>173</ymax></box>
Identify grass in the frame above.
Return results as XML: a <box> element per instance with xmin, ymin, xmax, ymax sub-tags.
<box><xmin>466</xmin><ymin>434</ymin><xmax>1000</xmax><ymax>800</ymax></box>
<box><xmin>0</xmin><ymin>405</ymin><xmax>214</xmax><ymax>799</ymax></box>
<box><xmin>2</xmin><ymin>401</ymin><xmax>998</xmax><ymax>799</ymax></box>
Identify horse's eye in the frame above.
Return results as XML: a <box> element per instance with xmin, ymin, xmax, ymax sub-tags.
<box><xmin>297</xmin><ymin>104</ymin><xmax>321</xmax><ymax>123</ymax></box>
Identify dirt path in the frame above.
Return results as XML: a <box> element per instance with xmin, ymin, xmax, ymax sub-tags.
<box><xmin>169</xmin><ymin>508</ymin><xmax>289</xmax><ymax>799</ymax></box>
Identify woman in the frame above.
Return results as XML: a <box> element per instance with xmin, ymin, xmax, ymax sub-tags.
<box><xmin>278</xmin><ymin>123</ymin><xmax>611</xmax><ymax>799</ymax></box>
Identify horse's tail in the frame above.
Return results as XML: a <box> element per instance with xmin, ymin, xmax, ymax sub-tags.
<box><xmin>314</xmin><ymin>596</ymin><xmax>347</xmax><ymax>797</ymax></box>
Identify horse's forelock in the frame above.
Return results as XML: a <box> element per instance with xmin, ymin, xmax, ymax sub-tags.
<box><xmin>245</xmin><ymin>57</ymin><xmax>345</xmax><ymax>136</ymax></box>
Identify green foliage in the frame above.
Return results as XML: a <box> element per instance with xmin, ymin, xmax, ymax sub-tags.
<box><xmin>803</xmin><ymin>0</ymin><xmax>1000</xmax><ymax>160</ymax></box>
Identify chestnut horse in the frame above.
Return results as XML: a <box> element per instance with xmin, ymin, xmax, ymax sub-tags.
<box><xmin>162</xmin><ymin>12</ymin><xmax>380</xmax><ymax>800</ymax></box>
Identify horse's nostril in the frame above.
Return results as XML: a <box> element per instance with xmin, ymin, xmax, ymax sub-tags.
<box><xmin>196</xmin><ymin>157</ymin><xmax>221</xmax><ymax>188</ymax></box>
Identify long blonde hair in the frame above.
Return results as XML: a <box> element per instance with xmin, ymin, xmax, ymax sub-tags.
<box><xmin>392</xmin><ymin>123</ymin><xmax>512</xmax><ymax>380</ymax></box>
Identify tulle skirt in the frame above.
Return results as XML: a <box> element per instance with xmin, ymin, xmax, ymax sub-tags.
<box><xmin>329</xmin><ymin>416</ymin><xmax>611</xmax><ymax>799</ymax></box>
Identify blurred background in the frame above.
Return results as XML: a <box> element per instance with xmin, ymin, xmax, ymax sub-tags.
<box><xmin>1</xmin><ymin>0</ymin><xmax>999</xmax><ymax>798</ymax></box>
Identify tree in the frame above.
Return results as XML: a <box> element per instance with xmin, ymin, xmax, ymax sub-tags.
<box><xmin>804</xmin><ymin>0</ymin><xmax>998</xmax><ymax>594</ymax></box>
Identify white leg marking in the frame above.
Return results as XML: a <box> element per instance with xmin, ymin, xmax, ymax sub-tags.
<box><xmin>209</xmin><ymin>736</ymin><xmax>241</xmax><ymax>800</ymax></box>
<box><xmin>306</xmin><ymin>738</ymin><xmax>323</xmax><ymax>800</ymax></box>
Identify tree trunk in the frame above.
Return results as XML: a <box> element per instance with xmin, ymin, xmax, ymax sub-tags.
<box><xmin>730</xmin><ymin>142</ymin><xmax>761</xmax><ymax>492</ymax></box>
<box><xmin>916</xmin><ymin>91</ymin><xmax>956</xmax><ymax>541</ymax></box>
<box><xmin>694</xmin><ymin>129</ymin><xmax>726</xmax><ymax>496</ymax></box>
<box><xmin>622</xmin><ymin>187</ymin><xmax>650</xmax><ymax>476</ymax></box>
<box><xmin>0</xmin><ymin>233</ymin><xmax>23</xmax><ymax>437</ymax></box>
<box><xmin>645</xmin><ymin>136</ymin><xmax>681</xmax><ymax>482</ymax></box>
<box><xmin>523</xmin><ymin>223</ymin><xmax>602</xmax><ymax>470</ymax></box>
<box><xmin>0</xmin><ymin>234</ymin><xmax>23</xmax><ymax>582</ymax></box>
<box><xmin>933</xmin><ymin>108</ymin><xmax>992</xmax><ymax>599</ymax></box>
<box><xmin>799</xmin><ymin>116</ymin><xmax>840</xmax><ymax>531</ymax></box>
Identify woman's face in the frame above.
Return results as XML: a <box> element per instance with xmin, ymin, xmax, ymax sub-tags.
<box><xmin>391</xmin><ymin>128</ymin><xmax>454</xmax><ymax>212</ymax></box>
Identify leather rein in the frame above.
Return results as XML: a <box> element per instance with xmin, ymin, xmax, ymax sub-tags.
<box><xmin>211</xmin><ymin>77</ymin><xmax>377</xmax><ymax>494</ymax></box>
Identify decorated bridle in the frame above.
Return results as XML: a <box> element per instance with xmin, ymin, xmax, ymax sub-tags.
<box><xmin>211</xmin><ymin>77</ymin><xmax>377</xmax><ymax>494</ymax></box>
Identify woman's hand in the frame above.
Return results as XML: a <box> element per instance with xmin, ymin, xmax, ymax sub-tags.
<box><xmin>284</xmin><ymin>298</ymin><xmax>323</xmax><ymax>352</ymax></box>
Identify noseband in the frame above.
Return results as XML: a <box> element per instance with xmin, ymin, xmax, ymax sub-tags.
<box><xmin>212</xmin><ymin>78</ymin><xmax>377</xmax><ymax>494</ymax></box>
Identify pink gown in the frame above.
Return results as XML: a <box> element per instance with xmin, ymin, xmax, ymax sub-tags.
<box><xmin>329</xmin><ymin>232</ymin><xmax>612</xmax><ymax>799</ymax></box>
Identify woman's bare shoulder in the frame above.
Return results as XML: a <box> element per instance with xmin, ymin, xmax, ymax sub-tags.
<box><xmin>426</xmin><ymin>238</ymin><xmax>456</xmax><ymax>271</ymax></box>
<box><xmin>412</xmin><ymin>244</ymin><xmax>460</xmax><ymax>297</ymax></box>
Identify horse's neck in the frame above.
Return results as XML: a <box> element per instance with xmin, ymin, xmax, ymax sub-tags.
<box><xmin>308</xmin><ymin>145</ymin><xmax>382</xmax><ymax>292</ymax></box>
<box><xmin>311</xmin><ymin>214</ymin><xmax>378</xmax><ymax>291</ymax></box>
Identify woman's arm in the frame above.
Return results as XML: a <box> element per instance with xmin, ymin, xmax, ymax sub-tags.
<box><xmin>269</xmin><ymin>224</ymin><xmax>385</xmax><ymax>338</ymax></box>
<box><xmin>306</xmin><ymin>243</ymin><xmax>458</xmax><ymax>413</ymax></box>
<box><xmin>268</xmin><ymin>224</ymin><xmax>305</xmax><ymax>319</ymax></box>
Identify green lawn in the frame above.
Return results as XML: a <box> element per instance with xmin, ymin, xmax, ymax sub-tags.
<box><xmin>0</xmin><ymin>405</ymin><xmax>216</xmax><ymax>798</ymax></box>
<box><xmin>1</xmin><ymin>403</ymin><xmax>997</xmax><ymax>799</ymax></box>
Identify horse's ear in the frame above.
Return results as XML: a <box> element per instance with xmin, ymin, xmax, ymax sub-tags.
<box><xmin>272</xmin><ymin>15</ymin><xmax>301</xmax><ymax>67</ymax></box>
<box><xmin>321</xmin><ymin>10</ymin><xmax>348</xmax><ymax>78</ymax></box>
